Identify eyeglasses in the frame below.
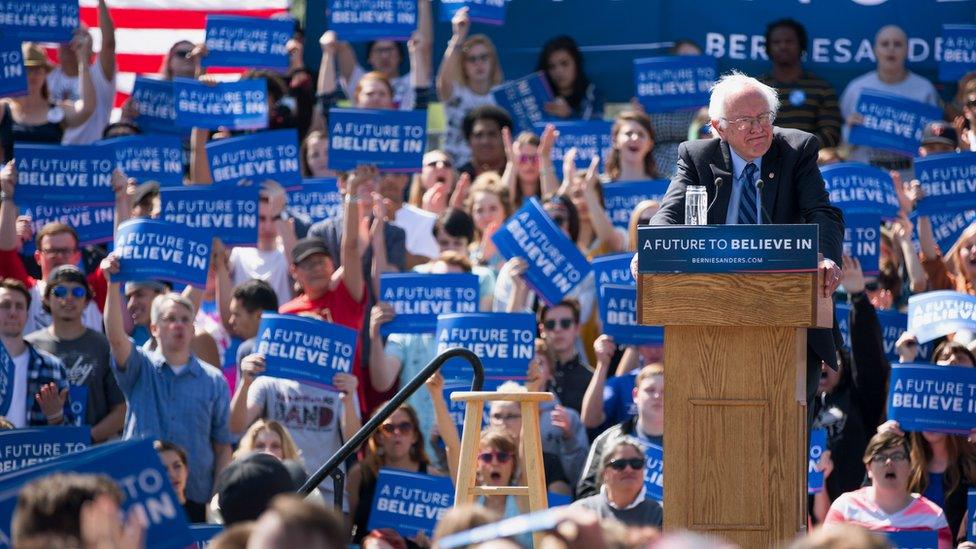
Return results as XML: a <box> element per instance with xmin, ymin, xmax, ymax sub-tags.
<box><xmin>477</xmin><ymin>451</ymin><xmax>512</xmax><ymax>464</ymax></box>
<box><xmin>425</xmin><ymin>159</ymin><xmax>453</xmax><ymax>169</ymax></box>
<box><xmin>869</xmin><ymin>451</ymin><xmax>908</xmax><ymax>464</ymax></box>
<box><xmin>159</xmin><ymin>315</ymin><xmax>193</xmax><ymax>325</ymax></box>
<box><xmin>297</xmin><ymin>256</ymin><xmax>330</xmax><ymax>271</ymax></box>
<box><xmin>722</xmin><ymin>112</ymin><xmax>776</xmax><ymax>131</ymax></box>
<box><xmin>517</xmin><ymin>153</ymin><xmax>539</xmax><ymax>165</ymax></box>
<box><xmin>465</xmin><ymin>53</ymin><xmax>491</xmax><ymax>64</ymax></box>
<box><xmin>380</xmin><ymin>421</ymin><xmax>414</xmax><ymax>435</ymax></box>
<box><xmin>543</xmin><ymin>318</ymin><xmax>574</xmax><ymax>331</ymax></box>
<box><xmin>40</xmin><ymin>247</ymin><xmax>77</xmax><ymax>257</ymax></box>
<box><xmin>490</xmin><ymin>413</ymin><xmax>522</xmax><ymax>423</ymax></box>
<box><xmin>607</xmin><ymin>457</ymin><xmax>646</xmax><ymax>471</ymax></box>
<box><xmin>51</xmin><ymin>285</ymin><xmax>86</xmax><ymax>299</ymax></box>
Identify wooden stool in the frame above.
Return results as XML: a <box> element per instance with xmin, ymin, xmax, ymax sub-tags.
<box><xmin>451</xmin><ymin>391</ymin><xmax>554</xmax><ymax>547</ymax></box>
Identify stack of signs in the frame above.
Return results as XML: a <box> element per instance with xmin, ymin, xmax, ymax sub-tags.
<box><xmin>820</xmin><ymin>162</ymin><xmax>901</xmax><ymax>275</ymax></box>
<box><xmin>206</xmin><ymin>129</ymin><xmax>302</xmax><ymax>190</ymax></box>
<box><xmin>327</xmin><ymin>108</ymin><xmax>427</xmax><ymax>172</ymax></box>
<box><xmin>378</xmin><ymin>273</ymin><xmax>479</xmax><ymax>335</ymax></box>
<box><xmin>0</xmin><ymin>439</ymin><xmax>194</xmax><ymax>548</ymax></box>
<box><xmin>491</xmin><ymin>197</ymin><xmax>592</xmax><ymax>306</ymax></box>
<box><xmin>328</xmin><ymin>0</ymin><xmax>417</xmax><ymax>42</ymax></box>
<box><xmin>592</xmin><ymin>253</ymin><xmax>662</xmax><ymax>346</ymax></box>
<box><xmin>492</xmin><ymin>73</ymin><xmax>553</xmax><ymax>134</ymax></box>
<box><xmin>848</xmin><ymin>90</ymin><xmax>942</xmax><ymax>157</ymax></box>
<box><xmin>287</xmin><ymin>178</ymin><xmax>342</xmax><ymax>223</ymax></box>
<box><xmin>913</xmin><ymin>152</ymin><xmax>976</xmax><ymax>217</ymax></box>
<box><xmin>633</xmin><ymin>55</ymin><xmax>716</xmax><ymax>113</ymax></box>
<box><xmin>602</xmin><ymin>179</ymin><xmax>671</xmax><ymax>230</ymax></box>
<box><xmin>367</xmin><ymin>469</ymin><xmax>455</xmax><ymax>538</ymax></box>
<box><xmin>255</xmin><ymin>313</ymin><xmax>358</xmax><ymax>390</ymax></box>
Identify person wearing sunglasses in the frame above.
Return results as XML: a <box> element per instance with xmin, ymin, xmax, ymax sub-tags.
<box><xmin>476</xmin><ymin>429</ymin><xmax>528</xmax><ymax>542</ymax></box>
<box><xmin>824</xmin><ymin>432</ymin><xmax>951</xmax><ymax>548</ymax></box>
<box><xmin>962</xmin><ymin>91</ymin><xmax>976</xmax><ymax>153</ymax></box>
<box><xmin>408</xmin><ymin>150</ymin><xmax>461</xmax><ymax>216</ymax></box>
<box><xmin>533</xmin><ymin>300</ymin><xmax>593</xmax><ymax>415</ymax></box>
<box><xmin>24</xmin><ymin>265</ymin><xmax>124</xmax><ymax>443</ymax></box>
<box><xmin>573</xmin><ymin>438</ymin><xmax>662</xmax><ymax>527</ymax></box>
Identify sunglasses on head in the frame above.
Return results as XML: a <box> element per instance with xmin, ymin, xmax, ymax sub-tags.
<box><xmin>52</xmin><ymin>285</ymin><xmax>86</xmax><ymax>299</ymax></box>
<box><xmin>380</xmin><ymin>421</ymin><xmax>414</xmax><ymax>435</ymax></box>
<box><xmin>477</xmin><ymin>451</ymin><xmax>512</xmax><ymax>464</ymax></box>
<box><xmin>607</xmin><ymin>457</ymin><xmax>646</xmax><ymax>471</ymax></box>
<box><xmin>543</xmin><ymin>318</ymin><xmax>574</xmax><ymax>331</ymax></box>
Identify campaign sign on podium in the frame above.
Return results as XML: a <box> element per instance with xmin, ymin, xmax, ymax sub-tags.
<box><xmin>637</xmin><ymin>224</ymin><xmax>819</xmax><ymax>274</ymax></box>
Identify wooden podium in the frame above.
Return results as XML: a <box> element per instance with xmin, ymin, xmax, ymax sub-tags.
<box><xmin>637</xmin><ymin>229</ymin><xmax>832</xmax><ymax>547</ymax></box>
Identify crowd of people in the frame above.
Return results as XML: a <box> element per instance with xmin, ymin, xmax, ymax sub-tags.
<box><xmin>1</xmin><ymin>2</ymin><xmax>976</xmax><ymax>548</ymax></box>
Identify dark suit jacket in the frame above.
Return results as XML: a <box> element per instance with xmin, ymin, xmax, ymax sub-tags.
<box><xmin>649</xmin><ymin>127</ymin><xmax>845</xmax><ymax>367</ymax></box>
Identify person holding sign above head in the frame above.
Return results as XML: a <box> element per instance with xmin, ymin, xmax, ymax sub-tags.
<box><xmin>648</xmin><ymin>71</ymin><xmax>845</xmax><ymax>405</ymax></box>
<box><xmin>536</xmin><ymin>35</ymin><xmax>604</xmax><ymax>121</ymax></box>
<box><xmin>572</xmin><ymin>437</ymin><xmax>663</xmax><ymax>527</ymax></box>
<box><xmin>823</xmin><ymin>431</ymin><xmax>952</xmax><ymax>549</ymax></box>
<box><xmin>0</xmin><ymin>40</ymin><xmax>96</xmax><ymax>163</ymax></box>
<box><xmin>101</xmin><ymin>255</ymin><xmax>234</xmax><ymax>509</ymax></box>
<box><xmin>0</xmin><ymin>278</ymin><xmax>73</xmax><ymax>428</ymax></box>
<box><xmin>437</xmin><ymin>6</ymin><xmax>505</xmax><ymax>168</ymax></box>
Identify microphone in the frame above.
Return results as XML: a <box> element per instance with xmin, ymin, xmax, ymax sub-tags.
<box><xmin>755</xmin><ymin>179</ymin><xmax>773</xmax><ymax>225</ymax></box>
<box><xmin>704</xmin><ymin>177</ymin><xmax>724</xmax><ymax>221</ymax></box>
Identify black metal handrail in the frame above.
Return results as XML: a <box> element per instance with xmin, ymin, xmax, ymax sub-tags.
<box><xmin>299</xmin><ymin>347</ymin><xmax>484</xmax><ymax>501</ymax></box>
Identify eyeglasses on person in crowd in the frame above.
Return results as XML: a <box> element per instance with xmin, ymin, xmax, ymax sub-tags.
<box><xmin>490</xmin><ymin>412</ymin><xmax>522</xmax><ymax>423</ymax></box>
<box><xmin>51</xmin><ymin>285</ymin><xmax>87</xmax><ymax>299</ymax></box>
<box><xmin>543</xmin><ymin>318</ymin><xmax>574</xmax><ymax>331</ymax></box>
<box><xmin>477</xmin><ymin>451</ymin><xmax>512</xmax><ymax>464</ymax></box>
<box><xmin>380</xmin><ymin>421</ymin><xmax>415</xmax><ymax>435</ymax></box>
<box><xmin>869</xmin><ymin>451</ymin><xmax>908</xmax><ymax>464</ymax></box>
<box><xmin>464</xmin><ymin>53</ymin><xmax>491</xmax><ymax>64</ymax></box>
<box><xmin>722</xmin><ymin>112</ymin><xmax>776</xmax><ymax>131</ymax></box>
<box><xmin>607</xmin><ymin>457</ymin><xmax>647</xmax><ymax>471</ymax></box>
<box><xmin>425</xmin><ymin>159</ymin><xmax>453</xmax><ymax>169</ymax></box>
<box><xmin>40</xmin><ymin>247</ymin><xmax>77</xmax><ymax>257</ymax></box>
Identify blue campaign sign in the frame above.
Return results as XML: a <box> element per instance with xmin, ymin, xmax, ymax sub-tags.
<box><xmin>436</xmin><ymin>313</ymin><xmax>535</xmax><ymax>382</ymax></box>
<box><xmin>131</xmin><ymin>77</ymin><xmax>179</xmax><ymax>134</ymax></box>
<box><xmin>99</xmin><ymin>135</ymin><xmax>184</xmax><ymax>186</ymax></box>
<box><xmin>0</xmin><ymin>439</ymin><xmax>193</xmax><ymax>549</ymax></box>
<box><xmin>66</xmin><ymin>386</ymin><xmax>87</xmax><ymax>427</ymax></box>
<box><xmin>114</xmin><ymin>219</ymin><xmax>212</xmax><ymax>288</ymax></box>
<box><xmin>492</xmin><ymin>72</ymin><xmax>554</xmax><ymax>134</ymax></box>
<box><xmin>644</xmin><ymin>443</ymin><xmax>664</xmax><ymax>502</ymax></box>
<box><xmin>368</xmin><ymin>469</ymin><xmax>454</xmax><ymax>538</ymax></box>
<box><xmin>190</xmin><ymin>524</ymin><xmax>223</xmax><ymax>546</ymax></box>
<box><xmin>328</xmin><ymin>108</ymin><xmax>427</xmax><ymax>172</ymax></box>
<box><xmin>886</xmin><ymin>530</ymin><xmax>938</xmax><ymax>549</ymax></box>
<box><xmin>939</xmin><ymin>25</ymin><xmax>976</xmax><ymax>82</ymax></box>
<box><xmin>842</xmin><ymin>212</ymin><xmax>881</xmax><ymax>276</ymax></box>
<box><xmin>637</xmin><ymin>224</ymin><xmax>819</xmax><ymax>274</ymax></box>
<box><xmin>491</xmin><ymin>197</ymin><xmax>591</xmax><ymax>305</ymax></box>
<box><xmin>808</xmin><ymin>428</ymin><xmax>827</xmax><ymax>494</ymax></box>
<box><xmin>14</xmin><ymin>143</ymin><xmax>116</xmax><ymax>206</ymax></box>
<box><xmin>19</xmin><ymin>203</ymin><xmax>113</xmax><ymax>253</ymax></box>
<box><xmin>598</xmin><ymin>284</ymin><xmax>663</xmax><ymax>346</ymax></box>
<box><xmin>207</xmin><ymin>129</ymin><xmax>302</xmax><ymax>189</ymax></box>
<box><xmin>0</xmin><ymin>341</ymin><xmax>12</xmax><ymax>418</ymax></box>
<box><xmin>819</xmin><ymin>162</ymin><xmax>900</xmax><ymax>218</ymax></box>
<box><xmin>159</xmin><ymin>185</ymin><xmax>260</xmax><ymax>246</ymax></box>
<box><xmin>0</xmin><ymin>0</ymin><xmax>79</xmax><ymax>42</ymax></box>
<box><xmin>203</xmin><ymin>15</ymin><xmax>292</xmax><ymax>70</ymax></box>
<box><xmin>255</xmin><ymin>313</ymin><xmax>357</xmax><ymax>388</ymax></box>
<box><xmin>328</xmin><ymin>0</ymin><xmax>417</xmax><ymax>42</ymax></box>
<box><xmin>379</xmin><ymin>273</ymin><xmax>479</xmax><ymax>335</ymax></box>
<box><xmin>0</xmin><ymin>427</ymin><xmax>90</xmax><ymax>474</ymax></box>
<box><xmin>602</xmin><ymin>179</ymin><xmax>671</xmax><ymax>229</ymax></box>
<box><xmin>287</xmin><ymin>178</ymin><xmax>341</xmax><ymax>223</ymax></box>
<box><xmin>592</xmin><ymin>253</ymin><xmax>635</xmax><ymax>287</ymax></box>
<box><xmin>532</xmin><ymin>120</ymin><xmax>612</xmax><ymax>170</ymax></box>
<box><xmin>439</xmin><ymin>0</ymin><xmax>505</xmax><ymax>25</ymax></box>
<box><xmin>875</xmin><ymin>308</ymin><xmax>932</xmax><ymax>364</ymax></box>
<box><xmin>970</xmin><ymin>489</ymin><xmax>976</xmax><ymax>541</ymax></box>
<box><xmin>849</xmin><ymin>90</ymin><xmax>943</xmax><ymax>157</ymax></box>
<box><xmin>908</xmin><ymin>291</ymin><xmax>976</xmax><ymax>344</ymax></box>
<box><xmin>914</xmin><ymin>152</ymin><xmax>976</xmax><ymax>216</ymax></box>
<box><xmin>0</xmin><ymin>40</ymin><xmax>26</xmax><ymax>98</ymax></box>
<box><xmin>927</xmin><ymin>210</ymin><xmax>976</xmax><ymax>256</ymax></box>
<box><xmin>633</xmin><ymin>55</ymin><xmax>717</xmax><ymax>113</ymax></box>
<box><xmin>887</xmin><ymin>363</ymin><xmax>976</xmax><ymax>434</ymax></box>
<box><xmin>173</xmin><ymin>77</ymin><xmax>269</xmax><ymax>130</ymax></box>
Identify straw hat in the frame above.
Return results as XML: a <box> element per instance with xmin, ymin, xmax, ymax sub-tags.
<box><xmin>21</xmin><ymin>43</ymin><xmax>53</xmax><ymax>71</ymax></box>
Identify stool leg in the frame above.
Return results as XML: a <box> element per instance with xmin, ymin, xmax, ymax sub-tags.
<box><xmin>521</xmin><ymin>402</ymin><xmax>549</xmax><ymax>548</ymax></box>
<box><xmin>454</xmin><ymin>399</ymin><xmax>485</xmax><ymax>506</ymax></box>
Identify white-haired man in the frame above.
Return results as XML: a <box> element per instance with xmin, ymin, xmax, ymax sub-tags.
<box><xmin>648</xmin><ymin>71</ymin><xmax>844</xmax><ymax>403</ymax></box>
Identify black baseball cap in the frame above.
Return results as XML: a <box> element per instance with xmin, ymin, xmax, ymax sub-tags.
<box><xmin>291</xmin><ymin>238</ymin><xmax>332</xmax><ymax>265</ymax></box>
<box><xmin>216</xmin><ymin>452</ymin><xmax>296</xmax><ymax>525</ymax></box>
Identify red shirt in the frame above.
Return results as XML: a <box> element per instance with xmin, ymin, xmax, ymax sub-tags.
<box><xmin>280</xmin><ymin>280</ymin><xmax>367</xmax><ymax>411</ymax></box>
<box><xmin>0</xmin><ymin>249</ymin><xmax>107</xmax><ymax>311</ymax></box>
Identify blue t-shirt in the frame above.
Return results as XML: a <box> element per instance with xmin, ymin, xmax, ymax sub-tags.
<box><xmin>923</xmin><ymin>471</ymin><xmax>945</xmax><ymax>507</ymax></box>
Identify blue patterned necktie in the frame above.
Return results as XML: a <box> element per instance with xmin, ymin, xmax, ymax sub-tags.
<box><xmin>737</xmin><ymin>162</ymin><xmax>759</xmax><ymax>225</ymax></box>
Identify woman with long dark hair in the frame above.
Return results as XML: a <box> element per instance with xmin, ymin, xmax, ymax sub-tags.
<box><xmin>535</xmin><ymin>35</ymin><xmax>603</xmax><ymax>120</ymax></box>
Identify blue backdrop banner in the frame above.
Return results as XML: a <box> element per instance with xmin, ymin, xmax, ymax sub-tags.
<box><xmin>633</xmin><ymin>55</ymin><xmax>716</xmax><ymax>113</ymax></box>
<box><xmin>203</xmin><ymin>15</ymin><xmax>292</xmax><ymax>69</ymax></box>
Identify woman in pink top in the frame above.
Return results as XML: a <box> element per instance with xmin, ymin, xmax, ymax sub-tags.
<box><xmin>824</xmin><ymin>431</ymin><xmax>952</xmax><ymax>548</ymax></box>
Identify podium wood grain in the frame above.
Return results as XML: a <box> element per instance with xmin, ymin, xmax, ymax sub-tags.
<box><xmin>639</xmin><ymin>272</ymin><xmax>825</xmax><ymax>547</ymax></box>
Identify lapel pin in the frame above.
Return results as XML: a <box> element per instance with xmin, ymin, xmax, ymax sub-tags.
<box><xmin>768</xmin><ymin>172</ymin><xmax>775</xmax><ymax>179</ymax></box>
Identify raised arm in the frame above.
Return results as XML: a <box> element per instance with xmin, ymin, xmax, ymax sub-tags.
<box><xmin>63</xmin><ymin>32</ymin><xmax>96</xmax><ymax>127</ymax></box>
<box><xmin>189</xmin><ymin>128</ymin><xmax>212</xmax><ymax>184</ymax></box>
<box><xmin>0</xmin><ymin>161</ymin><xmax>19</xmax><ymax>251</ymax></box>
<box><xmin>96</xmin><ymin>0</ymin><xmax>117</xmax><ymax>80</ymax></box>
<box><xmin>229</xmin><ymin>353</ymin><xmax>265</xmax><ymax>434</ymax></box>
<box><xmin>100</xmin><ymin>254</ymin><xmax>133</xmax><ymax>365</ymax></box>
<box><xmin>367</xmin><ymin>303</ymin><xmax>401</xmax><ymax>392</ymax></box>
<box><xmin>317</xmin><ymin>31</ymin><xmax>339</xmax><ymax>98</ymax></box>
<box><xmin>581</xmin><ymin>335</ymin><xmax>615</xmax><ymax>429</ymax></box>
<box><xmin>436</xmin><ymin>7</ymin><xmax>469</xmax><ymax>101</ymax></box>
<box><xmin>340</xmin><ymin>167</ymin><xmax>371</xmax><ymax>301</ymax></box>
<box><xmin>537</xmin><ymin>124</ymin><xmax>559</xmax><ymax>198</ymax></box>
<box><xmin>426</xmin><ymin>372</ymin><xmax>461</xmax><ymax>482</ymax></box>
<box><xmin>579</xmin><ymin>156</ymin><xmax>623</xmax><ymax>252</ymax></box>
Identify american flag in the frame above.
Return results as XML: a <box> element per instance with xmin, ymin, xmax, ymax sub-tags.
<box><xmin>63</xmin><ymin>0</ymin><xmax>291</xmax><ymax>109</ymax></box>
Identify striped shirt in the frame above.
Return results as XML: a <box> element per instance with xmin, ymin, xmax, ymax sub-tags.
<box><xmin>759</xmin><ymin>71</ymin><xmax>842</xmax><ymax>148</ymax></box>
<box><xmin>823</xmin><ymin>487</ymin><xmax>952</xmax><ymax>549</ymax></box>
